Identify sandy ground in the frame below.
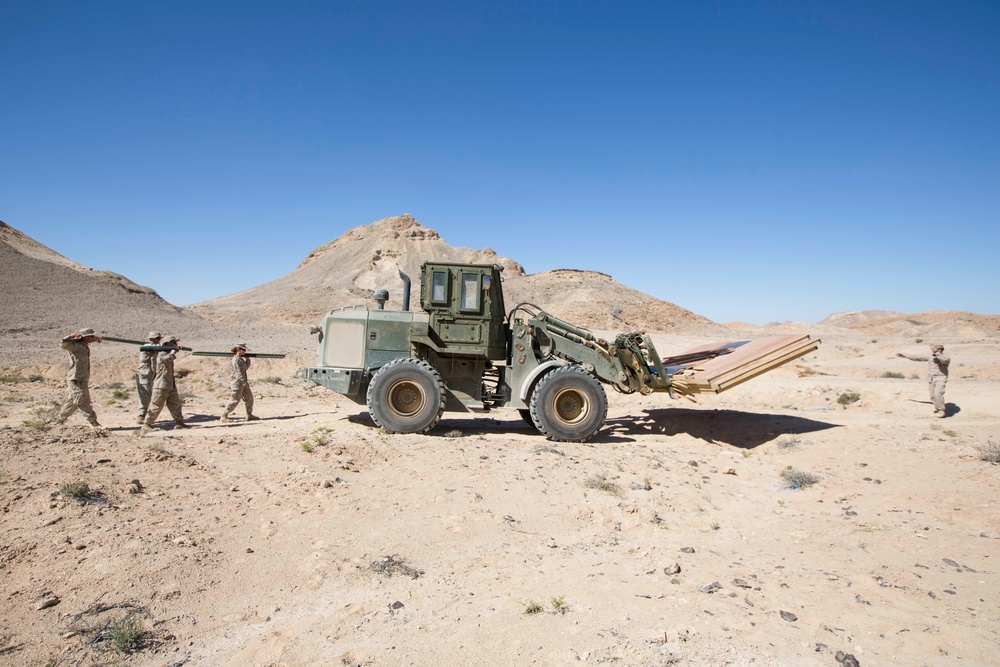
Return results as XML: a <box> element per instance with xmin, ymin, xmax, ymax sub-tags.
<box><xmin>1</xmin><ymin>333</ymin><xmax>998</xmax><ymax>667</ymax></box>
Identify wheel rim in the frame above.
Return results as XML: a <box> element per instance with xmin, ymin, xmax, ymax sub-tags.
<box><xmin>552</xmin><ymin>387</ymin><xmax>589</xmax><ymax>425</ymax></box>
<box><xmin>387</xmin><ymin>379</ymin><xmax>426</xmax><ymax>418</ymax></box>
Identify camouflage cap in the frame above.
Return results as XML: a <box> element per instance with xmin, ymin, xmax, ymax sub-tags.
<box><xmin>148</xmin><ymin>331</ymin><xmax>162</xmax><ymax>340</ymax></box>
<box><xmin>77</xmin><ymin>328</ymin><xmax>97</xmax><ymax>337</ymax></box>
<box><xmin>232</xmin><ymin>343</ymin><xmax>248</xmax><ymax>353</ymax></box>
<box><xmin>162</xmin><ymin>335</ymin><xmax>179</xmax><ymax>345</ymax></box>
<box><xmin>931</xmin><ymin>343</ymin><xmax>944</xmax><ymax>351</ymax></box>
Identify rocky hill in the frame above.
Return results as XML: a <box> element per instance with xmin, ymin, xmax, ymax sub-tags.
<box><xmin>0</xmin><ymin>220</ymin><xmax>290</xmax><ymax>367</ymax></box>
<box><xmin>189</xmin><ymin>214</ymin><xmax>717</xmax><ymax>333</ymax></box>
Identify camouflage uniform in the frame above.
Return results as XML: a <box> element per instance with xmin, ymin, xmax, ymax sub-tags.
<box><xmin>222</xmin><ymin>346</ymin><xmax>256</xmax><ymax>420</ymax></box>
<box><xmin>55</xmin><ymin>334</ymin><xmax>100</xmax><ymax>426</ymax></box>
<box><xmin>135</xmin><ymin>332</ymin><xmax>161</xmax><ymax>423</ymax></box>
<box><xmin>899</xmin><ymin>345</ymin><xmax>950</xmax><ymax>416</ymax></box>
<box><xmin>141</xmin><ymin>339</ymin><xmax>188</xmax><ymax>431</ymax></box>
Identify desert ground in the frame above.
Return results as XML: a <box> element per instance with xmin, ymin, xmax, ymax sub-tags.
<box><xmin>1</xmin><ymin>330</ymin><xmax>998</xmax><ymax>667</ymax></box>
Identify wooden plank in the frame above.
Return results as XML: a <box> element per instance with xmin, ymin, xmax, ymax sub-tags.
<box><xmin>669</xmin><ymin>335</ymin><xmax>819</xmax><ymax>395</ymax></box>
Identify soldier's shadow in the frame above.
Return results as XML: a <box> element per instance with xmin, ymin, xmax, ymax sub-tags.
<box><xmin>906</xmin><ymin>400</ymin><xmax>961</xmax><ymax>417</ymax></box>
<box><xmin>603</xmin><ymin>408</ymin><xmax>840</xmax><ymax>449</ymax></box>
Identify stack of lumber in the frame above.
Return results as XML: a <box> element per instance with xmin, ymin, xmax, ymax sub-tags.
<box><xmin>668</xmin><ymin>334</ymin><xmax>819</xmax><ymax>397</ymax></box>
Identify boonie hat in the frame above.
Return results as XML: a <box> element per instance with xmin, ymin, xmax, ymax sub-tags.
<box><xmin>148</xmin><ymin>331</ymin><xmax>162</xmax><ymax>340</ymax></box>
<box><xmin>232</xmin><ymin>343</ymin><xmax>248</xmax><ymax>353</ymax></box>
<box><xmin>77</xmin><ymin>328</ymin><xmax>96</xmax><ymax>337</ymax></box>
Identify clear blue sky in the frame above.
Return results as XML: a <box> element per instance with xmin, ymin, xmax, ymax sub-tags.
<box><xmin>2</xmin><ymin>1</ymin><xmax>997</xmax><ymax>324</ymax></box>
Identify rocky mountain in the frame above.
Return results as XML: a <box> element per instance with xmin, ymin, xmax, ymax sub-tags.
<box><xmin>189</xmin><ymin>215</ymin><xmax>718</xmax><ymax>333</ymax></box>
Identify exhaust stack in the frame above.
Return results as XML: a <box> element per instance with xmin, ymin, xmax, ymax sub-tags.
<box><xmin>398</xmin><ymin>270</ymin><xmax>411</xmax><ymax>311</ymax></box>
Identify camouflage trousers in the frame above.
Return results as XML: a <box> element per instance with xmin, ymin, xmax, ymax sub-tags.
<box><xmin>56</xmin><ymin>380</ymin><xmax>99</xmax><ymax>425</ymax></box>
<box><xmin>929</xmin><ymin>376</ymin><xmax>947</xmax><ymax>413</ymax></box>
<box><xmin>144</xmin><ymin>387</ymin><xmax>184</xmax><ymax>426</ymax></box>
<box><xmin>135</xmin><ymin>372</ymin><xmax>154</xmax><ymax>419</ymax></box>
<box><xmin>224</xmin><ymin>382</ymin><xmax>254</xmax><ymax>417</ymax></box>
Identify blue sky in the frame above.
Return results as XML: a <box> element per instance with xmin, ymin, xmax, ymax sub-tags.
<box><xmin>2</xmin><ymin>1</ymin><xmax>997</xmax><ymax>324</ymax></box>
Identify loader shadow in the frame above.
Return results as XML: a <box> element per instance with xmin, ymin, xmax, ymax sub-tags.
<box><xmin>603</xmin><ymin>408</ymin><xmax>840</xmax><ymax>449</ymax></box>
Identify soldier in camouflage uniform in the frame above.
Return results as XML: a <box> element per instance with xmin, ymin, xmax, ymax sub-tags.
<box><xmin>221</xmin><ymin>343</ymin><xmax>258</xmax><ymax>422</ymax></box>
<box><xmin>135</xmin><ymin>331</ymin><xmax>162</xmax><ymax>424</ymax></box>
<box><xmin>897</xmin><ymin>344</ymin><xmax>951</xmax><ymax>417</ymax></box>
<box><xmin>55</xmin><ymin>328</ymin><xmax>103</xmax><ymax>428</ymax></box>
<box><xmin>139</xmin><ymin>335</ymin><xmax>190</xmax><ymax>435</ymax></box>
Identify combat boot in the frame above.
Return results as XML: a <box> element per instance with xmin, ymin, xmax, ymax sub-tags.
<box><xmin>138</xmin><ymin>424</ymin><xmax>152</xmax><ymax>436</ymax></box>
<box><xmin>246</xmin><ymin>415</ymin><xmax>260</xmax><ymax>421</ymax></box>
<box><xmin>174</xmin><ymin>421</ymin><xmax>191</xmax><ymax>429</ymax></box>
<box><xmin>220</xmin><ymin>413</ymin><xmax>231</xmax><ymax>422</ymax></box>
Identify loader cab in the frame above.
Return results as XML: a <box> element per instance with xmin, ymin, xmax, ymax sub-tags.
<box><xmin>419</xmin><ymin>262</ymin><xmax>508</xmax><ymax>360</ymax></box>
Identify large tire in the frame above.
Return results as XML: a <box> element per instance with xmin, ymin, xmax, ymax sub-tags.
<box><xmin>367</xmin><ymin>358</ymin><xmax>446</xmax><ymax>434</ymax></box>
<box><xmin>529</xmin><ymin>365</ymin><xmax>608</xmax><ymax>442</ymax></box>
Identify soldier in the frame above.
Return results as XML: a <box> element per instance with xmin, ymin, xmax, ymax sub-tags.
<box><xmin>139</xmin><ymin>335</ymin><xmax>190</xmax><ymax>434</ymax></box>
<box><xmin>135</xmin><ymin>331</ymin><xmax>162</xmax><ymax>424</ymax></box>
<box><xmin>221</xmin><ymin>343</ymin><xmax>259</xmax><ymax>422</ymax></box>
<box><xmin>55</xmin><ymin>328</ymin><xmax>103</xmax><ymax>429</ymax></box>
<box><xmin>897</xmin><ymin>343</ymin><xmax>950</xmax><ymax>417</ymax></box>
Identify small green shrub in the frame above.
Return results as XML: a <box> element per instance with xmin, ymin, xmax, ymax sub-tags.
<box><xmin>585</xmin><ymin>474</ymin><xmax>622</xmax><ymax>497</ymax></box>
<box><xmin>301</xmin><ymin>441</ymin><xmax>315</xmax><ymax>453</ymax></box>
<box><xmin>881</xmin><ymin>371</ymin><xmax>904</xmax><ymax>379</ymax></box>
<box><xmin>109</xmin><ymin>614</ymin><xmax>144</xmax><ymax>653</ymax></box>
<box><xmin>112</xmin><ymin>389</ymin><xmax>128</xmax><ymax>399</ymax></box>
<box><xmin>780</xmin><ymin>467</ymin><xmax>820</xmax><ymax>488</ymax></box>
<box><xmin>27</xmin><ymin>374</ymin><xmax>44</xmax><ymax>383</ymax></box>
<box><xmin>61</xmin><ymin>481</ymin><xmax>91</xmax><ymax>500</ymax></box>
<box><xmin>261</xmin><ymin>376</ymin><xmax>282</xmax><ymax>384</ymax></box>
<box><xmin>551</xmin><ymin>596</ymin><xmax>568</xmax><ymax>614</ymax></box>
<box><xmin>524</xmin><ymin>600</ymin><xmax>543</xmax><ymax>615</ymax></box>
<box><xmin>975</xmin><ymin>440</ymin><xmax>1000</xmax><ymax>464</ymax></box>
<box><xmin>0</xmin><ymin>375</ymin><xmax>23</xmax><ymax>384</ymax></box>
<box><xmin>837</xmin><ymin>391</ymin><xmax>860</xmax><ymax>407</ymax></box>
<box><xmin>108</xmin><ymin>381</ymin><xmax>125</xmax><ymax>389</ymax></box>
<box><xmin>22</xmin><ymin>419</ymin><xmax>51</xmax><ymax>431</ymax></box>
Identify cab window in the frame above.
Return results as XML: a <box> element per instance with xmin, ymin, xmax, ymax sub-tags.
<box><xmin>431</xmin><ymin>270</ymin><xmax>449</xmax><ymax>304</ymax></box>
<box><xmin>460</xmin><ymin>272</ymin><xmax>480</xmax><ymax>311</ymax></box>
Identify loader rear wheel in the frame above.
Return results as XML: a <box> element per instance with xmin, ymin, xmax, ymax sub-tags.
<box><xmin>529</xmin><ymin>365</ymin><xmax>608</xmax><ymax>442</ymax></box>
<box><xmin>518</xmin><ymin>409</ymin><xmax>537</xmax><ymax>430</ymax></box>
<box><xmin>367</xmin><ymin>358</ymin><xmax>446</xmax><ymax>434</ymax></box>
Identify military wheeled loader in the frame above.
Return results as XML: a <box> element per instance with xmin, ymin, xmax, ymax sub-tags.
<box><xmin>297</xmin><ymin>262</ymin><xmax>819</xmax><ymax>442</ymax></box>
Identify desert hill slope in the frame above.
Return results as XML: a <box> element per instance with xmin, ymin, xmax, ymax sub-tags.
<box><xmin>0</xmin><ymin>220</ymin><xmax>294</xmax><ymax>368</ymax></box>
<box><xmin>190</xmin><ymin>214</ymin><xmax>718</xmax><ymax>333</ymax></box>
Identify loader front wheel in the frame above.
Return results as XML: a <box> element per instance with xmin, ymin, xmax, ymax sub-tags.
<box><xmin>367</xmin><ymin>358</ymin><xmax>446</xmax><ymax>434</ymax></box>
<box><xmin>529</xmin><ymin>365</ymin><xmax>608</xmax><ymax>442</ymax></box>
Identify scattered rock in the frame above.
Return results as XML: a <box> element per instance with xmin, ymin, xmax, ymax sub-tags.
<box><xmin>663</xmin><ymin>563</ymin><xmax>681</xmax><ymax>575</ymax></box>
<box><xmin>724</xmin><ymin>468</ymin><xmax>736</xmax><ymax>475</ymax></box>
<box><xmin>35</xmin><ymin>593</ymin><xmax>60</xmax><ymax>610</ymax></box>
<box><xmin>732</xmin><ymin>578</ymin><xmax>752</xmax><ymax>589</ymax></box>
<box><xmin>128</xmin><ymin>479</ymin><xmax>143</xmax><ymax>494</ymax></box>
<box><xmin>630</xmin><ymin>482</ymin><xmax>652</xmax><ymax>490</ymax></box>
<box><xmin>836</xmin><ymin>650</ymin><xmax>861</xmax><ymax>666</ymax></box>
<box><xmin>942</xmin><ymin>558</ymin><xmax>961</xmax><ymax>568</ymax></box>
<box><xmin>780</xmin><ymin>610</ymin><xmax>797</xmax><ymax>622</ymax></box>
<box><xmin>680</xmin><ymin>547</ymin><xmax>695</xmax><ymax>554</ymax></box>
<box><xmin>390</xmin><ymin>600</ymin><xmax>404</xmax><ymax>610</ymax></box>
<box><xmin>688</xmin><ymin>461</ymin><xmax>698</xmax><ymax>467</ymax></box>
<box><xmin>698</xmin><ymin>582</ymin><xmax>721</xmax><ymax>593</ymax></box>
